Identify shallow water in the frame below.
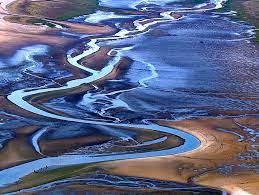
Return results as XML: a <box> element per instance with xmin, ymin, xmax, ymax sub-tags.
<box><xmin>51</xmin><ymin>10</ymin><xmax>259</xmax><ymax>122</ymax></box>
<box><xmin>0</xmin><ymin>0</ymin><xmax>258</xmax><ymax>193</ymax></box>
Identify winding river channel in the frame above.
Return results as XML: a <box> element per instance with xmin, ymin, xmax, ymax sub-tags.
<box><xmin>0</xmin><ymin>0</ymin><xmax>258</xmax><ymax>193</ymax></box>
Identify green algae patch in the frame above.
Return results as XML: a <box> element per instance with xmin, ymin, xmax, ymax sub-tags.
<box><xmin>0</xmin><ymin>164</ymin><xmax>99</xmax><ymax>194</ymax></box>
<box><xmin>9</xmin><ymin>0</ymin><xmax>99</xmax><ymax>21</ymax></box>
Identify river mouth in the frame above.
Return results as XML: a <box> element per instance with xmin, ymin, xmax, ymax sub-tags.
<box><xmin>0</xmin><ymin>0</ymin><xmax>258</xmax><ymax>194</ymax></box>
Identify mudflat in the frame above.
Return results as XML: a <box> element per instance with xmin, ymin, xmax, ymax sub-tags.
<box><xmin>0</xmin><ymin>0</ymin><xmax>258</xmax><ymax>194</ymax></box>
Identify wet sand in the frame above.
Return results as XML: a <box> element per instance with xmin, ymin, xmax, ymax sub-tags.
<box><xmin>0</xmin><ymin>0</ymin><xmax>258</xmax><ymax>194</ymax></box>
<box><xmin>101</xmin><ymin>117</ymin><xmax>258</xmax><ymax>194</ymax></box>
<box><xmin>0</xmin><ymin>0</ymin><xmax>114</xmax><ymax>55</ymax></box>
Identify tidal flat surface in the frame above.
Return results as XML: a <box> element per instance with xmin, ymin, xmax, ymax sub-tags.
<box><xmin>0</xmin><ymin>0</ymin><xmax>258</xmax><ymax>194</ymax></box>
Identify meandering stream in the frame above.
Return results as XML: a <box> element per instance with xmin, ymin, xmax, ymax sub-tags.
<box><xmin>0</xmin><ymin>0</ymin><xmax>258</xmax><ymax>192</ymax></box>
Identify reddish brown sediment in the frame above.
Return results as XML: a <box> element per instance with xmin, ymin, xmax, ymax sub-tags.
<box><xmin>79</xmin><ymin>46</ymin><xmax>113</xmax><ymax>71</ymax></box>
<box><xmin>26</xmin><ymin>57</ymin><xmax>133</xmax><ymax>116</ymax></box>
<box><xmin>149</xmin><ymin>29</ymin><xmax>171</xmax><ymax>37</ymax></box>
<box><xmin>170</xmin><ymin>13</ymin><xmax>183</xmax><ymax>19</ymax></box>
<box><xmin>0</xmin><ymin>128</ymin><xmax>41</xmax><ymax>170</ymax></box>
<box><xmin>207</xmin><ymin>109</ymin><xmax>259</xmax><ymax>117</ymax></box>
<box><xmin>0</xmin><ymin>55</ymin><xmax>133</xmax><ymax>125</ymax></box>
<box><xmin>100</xmin><ymin>117</ymin><xmax>259</xmax><ymax>195</ymax></box>
<box><xmin>54</xmin><ymin>21</ymin><xmax>115</xmax><ymax>35</ymax></box>
<box><xmin>39</xmin><ymin>135</ymin><xmax>112</xmax><ymax>156</ymax></box>
<box><xmin>39</xmin><ymin>126</ymin><xmax>184</xmax><ymax>156</ymax></box>
<box><xmin>6</xmin><ymin>0</ymin><xmax>93</xmax><ymax>19</ymax></box>
<box><xmin>0</xmin><ymin>0</ymin><xmax>257</xmax><ymax>194</ymax></box>
<box><xmin>0</xmin><ymin>0</ymin><xmax>115</xmax><ymax>55</ymax></box>
<box><xmin>235</xmin><ymin>0</ymin><xmax>259</xmax><ymax>20</ymax></box>
<box><xmin>0</xmin><ymin>0</ymin><xmax>19</xmax><ymax>13</ymax></box>
<box><xmin>0</xmin><ymin>30</ymin><xmax>73</xmax><ymax>55</ymax></box>
<box><xmin>0</xmin><ymin>18</ymin><xmax>115</xmax><ymax>55</ymax></box>
<box><xmin>0</xmin><ymin>124</ymin><xmax>41</xmax><ymax>170</ymax></box>
<box><xmin>0</xmin><ymin>96</ymin><xmax>52</xmax><ymax>121</ymax></box>
<box><xmin>13</xmin><ymin>125</ymin><xmax>39</xmax><ymax>134</ymax></box>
